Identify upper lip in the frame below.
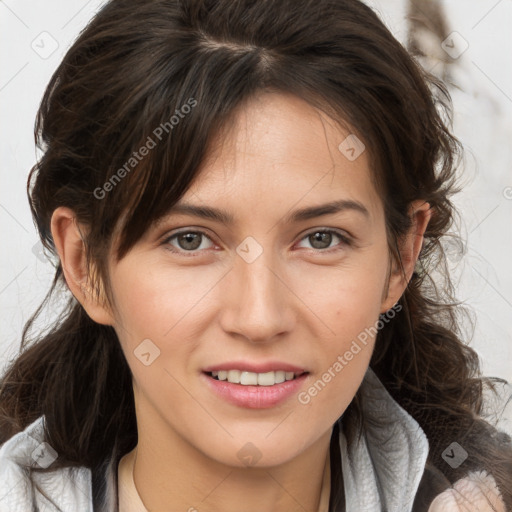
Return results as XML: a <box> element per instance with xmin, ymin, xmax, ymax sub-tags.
<box><xmin>202</xmin><ymin>361</ymin><xmax>308</xmax><ymax>374</ymax></box>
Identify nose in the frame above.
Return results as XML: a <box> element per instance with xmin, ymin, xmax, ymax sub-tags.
<box><xmin>219</xmin><ymin>245</ymin><xmax>295</xmax><ymax>343</ymax></box>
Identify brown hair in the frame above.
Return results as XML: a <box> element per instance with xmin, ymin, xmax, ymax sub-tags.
<box><xmin>1</xmin><ymin>0</ymin><xmax>511</xmax><ymax>510</ymax></box>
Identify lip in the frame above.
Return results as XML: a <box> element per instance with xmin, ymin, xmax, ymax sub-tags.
<box><xmin>201</xmin><ymin>371</ymin><xmax>309</xmax><ymax>409</ymax></box>
<box><xmin>202</xmin><ymin>361</ymin><xmax>307</xmax><ymax>374</ymax></box>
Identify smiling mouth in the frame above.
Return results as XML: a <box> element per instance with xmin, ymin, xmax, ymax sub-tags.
<box><xmin>205</xmin><ymin>370</ymin><xmax>308</xmax><ymax>386</ymax></box>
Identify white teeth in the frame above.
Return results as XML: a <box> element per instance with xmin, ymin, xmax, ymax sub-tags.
<box><xmin>210</xmin><ymin>370</ymin><xmax>300</xmax><ymax>386</ymax></box>
<box><xmin>274</xmin><ymin>371</ymin><xmax>286</xmax><ymax>384</ymax></box>
<box><xmin>227</xmin><ymin>369</ymin><xmax>241</xmax><ymax>383</ymax></box>
<box><xmin>257</xmin><ymin>371</ymin><xmax>275</xmax><ymax>386</ymax></box>
<box><xmin>240</xmin><ymin>371</ymin><xmax>258</xmax><ymax>385</ymax></box>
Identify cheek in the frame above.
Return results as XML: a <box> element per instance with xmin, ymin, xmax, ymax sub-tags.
<box><xmin>299</xmin><ymin>249</ymin><xmax>389</xmax><ymax>334</ymax></box>
<box><xmin>108</xmin><ymin>257</ymin><xmax>225</xmax><ymax>405</ymax></box>
<box><xmin>109</xmin><ymin>256</ymin><xmax>217</xmax><ymax>344</ymax></box>
<box><xmin>294</xmin><ymin>247</ymin><xmax>388</xmax><ymax>404</ymax></box>
<box><xmin>296</xmin><ymin>292</ymin><xmax>382</xmax><ymax>422</ymax></box>
<box><xmin>108</xmin><ymin>260</ymin><xmax>205</xmax><ymax>408</ymax></box>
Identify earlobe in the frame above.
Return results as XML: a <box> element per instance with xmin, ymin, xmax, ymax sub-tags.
<box><xmin>50</xmin><ymin>206</ymin><xmax>114</xmax><ymax>326</ymax></box>
<box><xmin>380</xmin><ymin>200</ymin><xmax>432</xmax><ymax>313</ymax></box>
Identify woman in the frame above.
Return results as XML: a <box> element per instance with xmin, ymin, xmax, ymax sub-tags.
<box><xmin>0</xmin><ymin>0</ymin><xmax>511</xmax><ymax>510</ymax></box>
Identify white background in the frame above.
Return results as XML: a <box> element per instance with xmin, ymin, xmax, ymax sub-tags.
<box><xmin>1</xmin><ymin>0</ymin><xmax>511</xmax><ymax>384</ymax></box>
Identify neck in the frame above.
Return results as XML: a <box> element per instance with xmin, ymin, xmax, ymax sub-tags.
<box><xmin>129</xmin><ymin>404</ymin><xmax>333</xmax><ymax>512</ymax></box>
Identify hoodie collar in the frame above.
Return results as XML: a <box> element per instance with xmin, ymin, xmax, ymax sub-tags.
<box><xmin>338</xmin><ymin>367</ymin><xmax>430</xmax><ymax>511</ymax></box>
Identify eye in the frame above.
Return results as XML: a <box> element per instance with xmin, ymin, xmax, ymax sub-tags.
<box><xmin>296</xmin><ymin>229</ymin><xmax>351</xmax><ymax>252</ymax></box>
<box><xmin>162</xmin><ymin>227</ymin><xmax>351</xmax><ymax>257</ymax></box>
<box><xmin>163</xmin><ymin>230</ymin><xmax>215</xmax><ymax>255</ymax></box>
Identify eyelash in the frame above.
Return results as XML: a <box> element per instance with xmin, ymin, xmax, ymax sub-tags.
<box><xmin>161</xmin><ymin>228</ymin><xmax>352</xmax><ymax>257</ymax></box>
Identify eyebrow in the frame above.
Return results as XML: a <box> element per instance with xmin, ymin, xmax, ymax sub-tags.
<box><xmin>161</xmin><ymin>199</ymin><xmax>370</xmax><ymax>226</ymax></box>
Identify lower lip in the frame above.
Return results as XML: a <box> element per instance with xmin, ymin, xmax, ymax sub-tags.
<box><xmin>201</xmin><ymin>372</ymin><xmax>309</xmax><ymax>409</ymax></box>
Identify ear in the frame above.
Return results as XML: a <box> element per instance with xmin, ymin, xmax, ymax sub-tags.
<box><xmin>380</xmin><ymin>200</ymin><xmax>432</xmax><ymax>312</ymax></box>
<box><xmin>50</xmin><ymin>206</ymin><xmax>115</xmax><ymax>325</ymax></box>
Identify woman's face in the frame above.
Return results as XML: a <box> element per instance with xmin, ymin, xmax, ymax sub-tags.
<box><xmin>100</xmin><ymin>92</ymin><xmax>404</xmax><ymax>467</ymax></box>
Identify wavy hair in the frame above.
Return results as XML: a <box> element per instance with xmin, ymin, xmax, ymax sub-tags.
<box><xmin>1</xmin><ymin>0</ymin><xmax>511</xmax><ymax>510</ymax></box>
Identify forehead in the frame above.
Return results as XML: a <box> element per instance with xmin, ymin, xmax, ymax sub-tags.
<box><xmin>184</xmin><ymin>91</ymin><xmax>383</xmax><ymax>223</ymax></box>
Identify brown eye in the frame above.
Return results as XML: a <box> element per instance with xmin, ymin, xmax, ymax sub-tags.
<box><xmin>297</xmin><ymin>229</ymin><xmax>351</xmax><ymax>252</ymax></box>
<box><xmin>164</xmin><ymin>230</ymin><xmax>214</xmax><ymax>255</ymax></box>
<box><xmin>308</xmin><ymin>231</ymin><xmax>333</xmax><ymax>249</ymax></box>
<box><xmin>176</xmin><ymin>232</ymin><xmax>202</xmax><ymax>250</ymax></box>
